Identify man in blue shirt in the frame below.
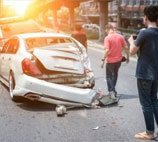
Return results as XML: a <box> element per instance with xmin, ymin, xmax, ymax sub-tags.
<box><xmin>128</xmin><ymin>5</ymin><xmax>158</xmax><ymax>140</ymax></box>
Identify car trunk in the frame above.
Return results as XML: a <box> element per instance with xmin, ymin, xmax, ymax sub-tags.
<box><xmin>33</xmin><ymin>48</ymin><xmax>84</xmax><ymax>74</ymax></box>
<box><xmin>31</xmin><ymin>47</ymin><xmax>91</xmax><ymax>88</ymax></box>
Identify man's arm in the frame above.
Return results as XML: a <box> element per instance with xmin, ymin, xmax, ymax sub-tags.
<box><xmin>103</xmin><ymin>48</ymin><xmax>110</xmax><ymax>59</ymax></box>
<box><xmin>121</xmin><ymin>36</ymin><xmax>129</xmax><ymax>63</ymax></box>
<box><xmin>123</xmin><ymin>45</ymin><xmax>129</xmax><ymax>63</ymax></box>
<box><xmin>101</xmin><ymin>48</ymin><xmax>110</xmax><ymax>68</ymax></box>
<box><xmin>128</xmin><ymin>35</ymin><xmax>139</xmax><ymax>55</ymax></box>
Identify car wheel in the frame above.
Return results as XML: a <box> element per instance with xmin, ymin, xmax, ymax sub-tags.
<box><xmin>9</xmin><ymin>71</ymin><xmax>19</xmax><ymax>102</ymax></box>
<box><xmin>89</xmin><ymin>78</ymin><xmax>95</xmax><ymax>89</ymax></box>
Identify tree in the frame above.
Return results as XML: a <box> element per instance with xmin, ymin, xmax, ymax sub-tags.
<box><xmin>98</xmin><ymin>0</ymin><xmax>108</xmax><ymax>41</ymax></box>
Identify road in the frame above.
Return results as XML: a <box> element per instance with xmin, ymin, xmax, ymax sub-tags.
<box><xmin>0</xmin><ymin>45</ymin><xmax>155</xmax><ymax>142</ymax></box>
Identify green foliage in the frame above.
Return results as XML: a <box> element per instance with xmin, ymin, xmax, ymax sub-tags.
<box><xmin>85</xmin><ymin>30</ymin><xmax>99</xmax><ymax>40</ymax></box>
<box><xmin>118</xmin><ymin>27</ymin><xmax>137</xmax><ymax>34</ymax></box>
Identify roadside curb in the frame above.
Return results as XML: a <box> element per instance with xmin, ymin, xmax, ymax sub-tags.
<box><xmin>88</xmin><ymin>40</ymin><xmax>104</xmax><ymax>50</ymax></box>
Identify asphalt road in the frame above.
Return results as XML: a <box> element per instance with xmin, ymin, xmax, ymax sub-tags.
<box><xmin>0</xmin><ymin>45</ymin><xmax>157</xmax><ymax>142</ymax></box>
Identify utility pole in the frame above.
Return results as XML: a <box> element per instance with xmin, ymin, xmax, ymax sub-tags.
<box><xmin>117</xmin><ymin>0</ymin><xmax>121</xmax><ymax>28</ymax></box>
<box><xmin>98</xmin><ymin>0</ymin><xmax>108</xmax><ymax>41</ymax></box>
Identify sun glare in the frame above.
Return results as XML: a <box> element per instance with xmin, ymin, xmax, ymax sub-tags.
<box><xmin>4</xmin><ymin>0</ymin><xmax>32</xmax><ymax>16</ymax></box>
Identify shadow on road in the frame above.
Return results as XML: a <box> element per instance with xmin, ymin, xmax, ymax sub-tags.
<box><xmin>119</xmin><ymin>94</ymin><xmax>139</xmax><ymax>100</ymax></box>
<box><xmin>16</xmin><ymin>100</ymin><xmax>56</xmax><ymax>111</ymax></box>
<box><xmin>16</xmin><ymin>98</ymin><xmax>121</xmax><ymax>112</ymax></box>
<box><xmin>16</xmin><ymin>99</ymin><xmax>94</xmax><ymax>112</ymax></box>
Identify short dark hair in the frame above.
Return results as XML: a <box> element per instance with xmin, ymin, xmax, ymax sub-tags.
<box><xmin>105</xmin><ymin>24</ymin><xmax>114</xmax><ymax>33</ymax></box>
<box><xmin>74</xmin><ymin>24</ymin><xmax>82</xmax><ymax>31</ymax></box>
<box><xmin>144</xmin><ymin>5</ymin><xmax>158</xmax><ymax>22</ymax></box>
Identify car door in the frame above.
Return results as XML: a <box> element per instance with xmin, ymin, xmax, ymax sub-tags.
<box><xmin>0</xmin><ymin>40</ymin><xmax>10</xmax><ymax>83</ymax></box>
<box><xmin>0</xmin><ymin>38</ymin><xmax>19</xmax><ymax>83</ymax></box>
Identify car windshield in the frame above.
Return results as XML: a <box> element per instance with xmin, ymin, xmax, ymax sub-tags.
<box><xmin>1</xmin><ymin>20</ymin><xmax>43</xmax><ymax>39</ymax></box>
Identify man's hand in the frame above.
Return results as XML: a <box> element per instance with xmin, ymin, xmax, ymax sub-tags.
<box><xmin>128</xmin><ymin>35</ymin><xmax>135</xmax><ymax>45</ymax></box>
<box><xmin>126</xmin><ymin>58</ymin><xmax>129</xmax><ymax>63</ymax></box>
<box><xmin>128</xmin><ymin>35</ymin><xmax>139</xmax><ymax>55</ymax></box>
<box><xmin>101</xmin><ymin>59</ymin><xmax>105</xmax><ymax>68</ymax></box>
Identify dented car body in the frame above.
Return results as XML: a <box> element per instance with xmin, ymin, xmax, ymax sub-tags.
<box><xmin>0</xmin><ymin>32</ymin><xmax>97</xmax><ymax>106</ymax></box>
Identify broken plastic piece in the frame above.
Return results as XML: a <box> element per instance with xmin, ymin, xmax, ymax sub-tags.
<box><xmin>92</xmin><ymin>126</ymin><xmax>99</xmax><ymax>130</ymax></box>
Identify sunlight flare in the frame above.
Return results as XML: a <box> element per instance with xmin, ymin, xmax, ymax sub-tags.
<box><xmin>4</xmin><ymin>0</ymin><xmax>32</xmax><ymax>16</ymax></box>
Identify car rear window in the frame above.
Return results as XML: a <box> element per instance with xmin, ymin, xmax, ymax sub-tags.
<box><xmin>25</xmin><ymin>37</ymin><xmax>74</xmax><ymax>50</ymax></box>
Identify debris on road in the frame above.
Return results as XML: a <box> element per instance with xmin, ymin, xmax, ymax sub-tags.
<box><xmin>99</xmin><ymin>95</ymin><xmax>120</xmax><ymax>106</ymax></box>
<box><xmin>92</xmin><ymin>126</ymin><xmax>99</xmax><ymax>130</ymax></box>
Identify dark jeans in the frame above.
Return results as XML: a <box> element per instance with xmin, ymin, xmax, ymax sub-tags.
<box><xmin>106</xmin><ymin>61</ymin><xmax>121</xmax><ymax>92</ymax></box>
<box><xmin>137</xmin><ymin>79</ymin><xmax>158</xmax><ymax>134</ymax></box>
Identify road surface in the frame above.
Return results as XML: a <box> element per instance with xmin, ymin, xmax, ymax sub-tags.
<box><xmin>0</xmin><ymin>45</ymin><xmax>156</xmax><ymax>142</ymax></box>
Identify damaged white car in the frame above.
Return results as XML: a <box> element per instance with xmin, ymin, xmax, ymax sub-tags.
<box><xmin>0</xmin><ymin>32</ymin><xmax>97</xmax><ymax>107</ymax></box>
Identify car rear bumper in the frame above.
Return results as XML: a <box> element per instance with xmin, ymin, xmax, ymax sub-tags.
<box><xmin>13</xmin><ymin>74</ymin><xmax>98</xmax><ymax>105</ymax></box>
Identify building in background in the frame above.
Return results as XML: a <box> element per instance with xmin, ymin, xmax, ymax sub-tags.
<box><xmin>119</xmin><ymin>0</ymin><xmax>158</xmax><ymax>31</ymax></box>
<box><xmin>79</xmin><ymin>0</ymin><xmax>158</xmax><ymax>32</ymax></box>
<box><xmin>79</xmin><ymin>0</ymin><xmax>100</xmax><ymax>24</ymax></box>
<box><xmin>79</xmin><ymin>0</ymin><xmax>117</xmax><ymax>24</ymax></box>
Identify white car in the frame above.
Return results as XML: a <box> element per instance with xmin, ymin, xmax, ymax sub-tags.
<box><xmin>0</xmin><ymin>32</ymin><xmax>97</xmax><ymax>106</ymax></box>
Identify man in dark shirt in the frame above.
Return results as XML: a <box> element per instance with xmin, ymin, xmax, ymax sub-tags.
<box><xmin>128</xmin><ymin>5</ymin><xmax>158</xmax><ymax>140</ymax></box>
<box><xmin>71</xmin><ymin>24</ymin><xmax>87</xmax><ymax>50</ymax></box>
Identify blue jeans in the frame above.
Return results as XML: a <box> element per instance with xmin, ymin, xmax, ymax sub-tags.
<box><xmin>137</xmin><ymin>79</ymin><xmax>158</xmax><ymax>134</ymax></box>
<box><xmin>106</xmin><ymin>61</ymin><xmax>121</xmax><ymax>92</ymax></box>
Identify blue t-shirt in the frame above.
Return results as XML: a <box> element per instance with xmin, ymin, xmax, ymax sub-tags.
<box><xmin>135</xmin><ymin>27</ymin><xmax>158</xmax><ymax>80</ymax></box>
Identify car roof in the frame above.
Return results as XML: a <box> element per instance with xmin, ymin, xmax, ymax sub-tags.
<box><xmin>17</xmin><ymin>32</ymin><xmax>70</xmax><ymax>39</ymax></box>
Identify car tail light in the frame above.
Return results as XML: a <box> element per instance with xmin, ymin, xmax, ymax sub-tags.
<box><xmin>22</xmin><ymin>58</ymin><xmax>42</xmax><ymax>76</ymax></box>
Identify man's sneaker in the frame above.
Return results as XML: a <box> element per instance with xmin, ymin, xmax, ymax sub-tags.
<box><xmin>114</xmin><ymin>91</ymin><xmax>117</xmax><ymax>97</ymax></box>
<box><xmin>109</xmin><ymin>91</ymin><xmax>117</xmax><ymax>100</ymax></box>
<box><xmin>134</xmin><ymin>132</ymin><xmax>155</xmax><ymax>140</ymax></box>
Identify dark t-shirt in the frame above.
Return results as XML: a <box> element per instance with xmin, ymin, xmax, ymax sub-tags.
<box><xmin>135</xmin><ymin>27</ymin><xmax>158</xmax><ymax>80</ymax></box>
<box><xmin>72</xmin><ymin>31</ymin><xmax>87</xmax><ymax>48</ymax></box>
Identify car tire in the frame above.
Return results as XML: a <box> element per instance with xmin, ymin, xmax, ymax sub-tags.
<box><xmin>89</xmin><ymin>78</ymin><xmax>95</xmax><ymax>89</ymax></box>
<box><xmin>9</xmin><ymin>71</ymin><xmax>21</xmax><ymax>102</ymax></box>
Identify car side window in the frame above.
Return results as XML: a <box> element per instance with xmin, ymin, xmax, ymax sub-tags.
<box><xmin>6</xmin><ymin>39</ymin><xmax>19</xmax><ymax>54</ymax></box>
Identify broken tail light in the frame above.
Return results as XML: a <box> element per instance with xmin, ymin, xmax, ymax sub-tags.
<box><xmin>22</xmin><ymin>58</ymin><xmax>42</xmax><ymax>76</ymax></box>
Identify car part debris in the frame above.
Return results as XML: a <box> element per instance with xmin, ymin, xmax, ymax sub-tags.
<box><xmin>92</xmin><ymin>126</ymin><xmax>99</xmax><ymax>130</ymax></box>
<box><xmin>99</xmin><ymin>95</ymin><xmax>120</xmax><ymax>106</ymax></box>
<box><xmin>55</xmin><ymin>105</ymin><xmax>67</xmax><ymax>116</ymax></box>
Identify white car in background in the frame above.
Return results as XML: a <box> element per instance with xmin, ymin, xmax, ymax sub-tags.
<box><xmin>0</xmin><ymin>32</ymin><xmax>96</xmax><ymax>106</ymax></box>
